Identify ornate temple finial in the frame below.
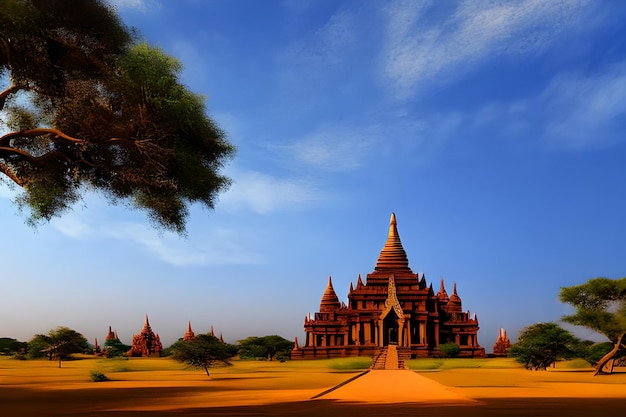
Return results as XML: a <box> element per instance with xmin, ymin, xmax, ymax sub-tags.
<box><xmin>145</xmin><ymin>314</ymin><xmax>150</xmax><ymax>325</ymax></box>
<box><xmin>219</xmin><ymin>333</ymin><xmax>224</xmax><ymax>343</ymax></box>
<box><xmin>357</xmin><ymin>274</ymin><xmax>363</xmax><ymax>288</ymax></box>
<box><xmin>374</xmin><ymin>212</ymin><xmax>411</xmax><ymax>271</ymax></box>
<box><xmin>94</xmin><ymin>338</ymin><xmax>99</xmax><ymax>349</ymax></box>
<box><xmin>349</xmin><ymin>281</ymin><xmax>354</xmax><ymax>292</ymax></box>
<box><xmin>294</xmin><ymin>336</ymin><xmax>299</xmax><ymax>349</ymax></box>
<box><xmin>453</xmin><ymin>282</ymin><xmax>458</xmax><ymax>296</ymax></box>
<box><xmin>210</xmin><ymin>325</ymin><xmax>215</xmax><ymax>336</ymax></box>
<box><xmin>437</xmin><ymin>278</ymin><xmax>449</xmax><ymax>301</ymax></box>
<box><xmin>187</xmin><ymin>321</ymin><xmax>192</xmax><ymax>332</ymax></box>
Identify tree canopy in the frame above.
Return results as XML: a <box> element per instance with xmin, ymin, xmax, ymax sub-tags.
<box><xmin>170</xmin><ymin>334</ymin><xmax>237</xmax><ymax>377</ymax></box>
<box><xmin>559</xmin><ymin>277</ymin><xmax>626</xmax><ymax>343</ymax></box>
<box><xmin>27</xmin><ymin>326</ymin><xmax>89</xmax><ymax>367</ymax></box>
<box><xmin>238</xmin><ymin>335</ymin><xmax>294</xmax><ymax>361</ymax></box>
<box><xmin>508</xmin><ymin>322</ymin><xmax>579</xmax><ymax>370</ymax></box>
<box><xmin>0</xmin><ymin>0</ymin><xmax>234</xmax><ymax>234</ymax></box>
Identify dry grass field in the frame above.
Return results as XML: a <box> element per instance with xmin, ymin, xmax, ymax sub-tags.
<box><xmin>1</xmin><ymin>356</ymin><xmax>625</xmax><ymax>416</ymax></box>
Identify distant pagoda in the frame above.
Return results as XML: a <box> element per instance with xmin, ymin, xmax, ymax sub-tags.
<box><xmin>183</xmin><ymin>321</ymin><xmax>195</xmax><ymax>341</ymax></box>
<box><xmin>292</xmin><ymin>213</ymin><xmax>485</xmax><ymax>359</ymax></box>
<box><xmin>492</xmin><ymin>328</ymin><xmax>511</xmax><ymax>357</ymax></box>
<box><xmin>127</xmin><ymin>315</ymin><xmax>163</xmax><ymax>357</ymax></box>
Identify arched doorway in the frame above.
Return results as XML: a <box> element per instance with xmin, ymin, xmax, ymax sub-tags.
<box><xmin>383</xmin><ymin>308</ymin><xmax>399</xmax><ymax>346</ymax></box>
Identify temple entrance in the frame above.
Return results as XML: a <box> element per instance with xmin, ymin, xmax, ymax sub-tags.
<box><xmin>383</xmin><ymin>309</ymin><xmax>399</xmax><ymax>346</ymax></box>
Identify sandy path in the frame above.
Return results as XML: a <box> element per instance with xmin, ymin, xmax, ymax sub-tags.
<box><xmin>317</xmin><ymin>370</ymin><xmax>477</xmax><ymax>404</ymax></box>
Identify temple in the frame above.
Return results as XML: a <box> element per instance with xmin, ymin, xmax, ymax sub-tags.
<box><xmin>183</xmin><ymin>321</ymin><xmax>196</xmax><ymax>341</ymax></box>
<box><xmin>492</xmin><ymin>327</ymin><xmax>511</xmax><ymax>357</ymax></box>
<box><xmin>292</xmin><ymin>213</ymin><xmax>485</xmax><ymax>359</ymax></box>
<box><xmin>127</xmin><ymin>315</ymin><xmax>163</xmax><ymax>357</ymax></box>
<box><xmin>105</xmin><ymin>326</ymin><xmax>120</xmax><ymax>343</ymax></box>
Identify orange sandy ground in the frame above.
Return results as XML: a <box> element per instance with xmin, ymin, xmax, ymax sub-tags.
<box><xmin>1</xmin><ymin>357</ymin><xmax>625</xmax><ymax>417</ymax></box>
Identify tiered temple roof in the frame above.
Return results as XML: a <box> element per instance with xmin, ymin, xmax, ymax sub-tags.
<box><xmin>127</xmin><ymin>315</ymin><xmax>163</xmax><ymax>357</ymax></box>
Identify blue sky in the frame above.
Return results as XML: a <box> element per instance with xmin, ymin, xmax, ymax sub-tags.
<box><xmin>2</xmin><ymin>0</ymin><xmax>626</xmax><ymax>350</ymax></box>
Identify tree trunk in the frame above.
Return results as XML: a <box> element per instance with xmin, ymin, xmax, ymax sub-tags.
<box><xmin>594</xmin><ymin>333</ymin><xmax>626</xmax><ymax>375</ymax></box>
<box><xmin>203</xmin><ymin>366</ymin><xmax>210</xmax><ymax>377</ymax></box>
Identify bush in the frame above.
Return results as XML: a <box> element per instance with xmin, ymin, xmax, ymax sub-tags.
<box><xmin>90</xmin><ymin>370</ymin><xmax>108</xmax><ymax>382</ymax></box>
<box><xmin>439</xmin><ymin>342</ymin><xmax>461</xmax><ymax>358</ymax></box>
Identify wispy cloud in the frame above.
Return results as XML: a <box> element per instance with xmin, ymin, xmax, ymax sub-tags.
<box><xmin>220</xmin><ymin>170</ymin><xmax>321</xmax><ymax>214</ymax></box>
<box><xmin>100</xmin><ymin>223</ymin><xmax>265</xmax><ymax>266</ymax></box>
<box><xmin>106</xmin><ymin>0</ymin><xmax>161</xmax><ymax>13</ymax></box>
<box><xmin>437</xmin><ymin>60</ymin><xmax>626</xmax><ymax>151</ymax></box>
<box><xmin>52</xmin><ymin>215</ymin><xmax>265</xmax><ymax>266</ymax></box>
<box><xmin>285</xmin><ymin>9</ymin><xmax>357</xmax><ymax>67</ymax></box>
<box><xmin>382</xmin><ymin>0</ymin><xmax>591</xmax><ymax>99</ymax></box>
<box><xmin>541</xmin><ymin>63</ymin><xmax>626</xmax><ymax>150</ymax></box>
<box><xmin>284</xmin><ymin>125</ymin><xmax>379</xmax><ymax>172</ymax></box>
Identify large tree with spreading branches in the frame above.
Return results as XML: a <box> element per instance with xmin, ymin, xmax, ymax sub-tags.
<box><xmin>0</xmin><ymin>0</ymin><xmax>234</xmax><ymax>234</ymax></box>
<box><xmin>560</xmin><ymin>277</ymin><xmax>626</xmax><ymax>374</ymax></box>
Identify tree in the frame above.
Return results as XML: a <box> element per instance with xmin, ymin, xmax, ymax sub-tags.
<box><xmin>103</xmin><ymin>339</ymin><xmax>131</xmax><ymax>358</ymax></box>
<box><xmin>0</xmin><ymin>337</ymin><xmax>27</xmax><ymax>355</ymax></box>
<box><xmin>559</xmin><ymin>277</ymin><xmax>626</xmax><ymax>343</ymax></box>
<box><xmin>508</xmin><ymin>322</ymin><xmax>579</xmax><ymax>370</ymax></box>
<box><xmin>560</xmin><ymin>278</ymin><xmax>626</xmax><ymax>374</ymax></box>
<box><xmin>0</xmin><ymin>0</ymin><xmax>234</xmax><ymax>234</ymax></box>
<box><xmin>27</xmin><ymin>327</ymin><xmax>89</xmax><ymax>367</ymax></box>
<box><xmin>238</xmin><ymin>335</ymin><xmax>294</xmax><ymax>361</ymax></box>
<box><xmin>170</xmin><ymin>334</ymin><xmax>237</xmax><ymax>377</ymax></box>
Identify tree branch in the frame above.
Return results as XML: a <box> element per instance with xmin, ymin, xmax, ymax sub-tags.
<box><xmin>0</xmin><ymin>162</ymin><xmax>24</xmax><ymax>187</ymax></box>
<box><xmin>0</xmin><ymin>84</ymin><xmax>32</xmax><ymax>110</ymax></box>
<box><xmin>0</xmin><ymin>128</ymin><xmax>86</xmax><ymax>146</ymax></box>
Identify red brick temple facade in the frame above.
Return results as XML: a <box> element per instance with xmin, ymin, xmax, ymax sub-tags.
<box><xmin>127</xmin><ymin>315</ymin><xmax>163</xmax><ymax>357</ymax></box>
<box><xmin>291</xmin><ymin>213</ymin><xmax>485</xmax><ymax>359</ymax></box>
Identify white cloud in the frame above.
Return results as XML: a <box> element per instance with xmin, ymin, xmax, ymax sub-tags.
<box><xmin>100</xmin><ymin>222</ymin><xmax>264</xmax><ymax>266</ymax></box>
<box><xmin>541</xmin><ymin>63</ymin><xmax>626</xmax><ymax>149</ymax></box>
<box><xmin>382</xmin><ymin>0</ymin><xmax>591</xmax><ymax>99</ymax></box>
<box><xmin>52</xmin><ymin>214</ymin><xmax>265</xmax><ymax>266</ymax></box>
<box><xmin>442</xmin><ymin>61</ymin><xmax>626</xmax><ymax>151</ymax></box>
<box><xmin>220</xmin><ymin>170</ymin><xmax>321</xmax><ymax>214</ymax></box>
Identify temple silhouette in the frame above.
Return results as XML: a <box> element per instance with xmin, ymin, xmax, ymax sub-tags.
<box><xmin>292</xmin><ymin>213</ymin><xmax>485</xmax><ymax>359</ymax></box>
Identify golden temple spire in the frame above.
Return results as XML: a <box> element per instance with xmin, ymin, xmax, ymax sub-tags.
<box><xmin>374</xmin><ymin>212</ymin><xmax>410</xmax><ymax>271</ymax></box>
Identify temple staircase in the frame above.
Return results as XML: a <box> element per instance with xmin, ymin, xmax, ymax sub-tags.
<box><xmin>371</xmin><ymin>345</ymin><xmax>408</xmax><ymax>370</ymax></box>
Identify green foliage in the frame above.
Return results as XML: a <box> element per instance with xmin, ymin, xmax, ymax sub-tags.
<box><xmin>438</xmin><ymin>342</ymin><xmax>461</xmax><ymax>358</ymax></box>
<box><xmin>170</xmin><ymin>334</ymin><xmax>237</xmax><ymax>377</ymax></box>
<box><xmin>559</xmin><ymin>277</ymin><xmax>626</xmax><ymax>343</ymax></box>
<box><xmin>327</xmin><ymin>357</ymin><xmax>372</xmax><ymax>370</ymax></box>
<box><xmin>508</xmin><ymin>323</ymin><xmax>580</xmax><ymax>370</ymax></box>
<box><xmin>0</xmin><ymin>0</ymin><xmax>234</xmax><ymax>234</ymax></box>
<box><xmin>27</xmin><ymin>334</ymin><xmax>52</xmax><ymax>359</ymax></box>
<box><xmin>238</xmin><ymin>335</ymin><xmax>294</xmax><ymax>361</ymax></box>
<box><xmin>572</xmin><ymin>341</ymin><xmax>614</xmax><ymax>366</ymax></box>
<box><xmin>0</xmin><ymin>337</ymin><xmax>27</xmax><ymax>356</ymax></box>
<box><xmin>27</xmin><ymin>327</ymin><xmax>89</xmax><ymax>366</ymax></box>
<box><xmin>103</xmin><ymin>339</ymin><xmax>131</xmax><ymax>358</ymax></box>
<box><xmin>90</xmin><ymin>370</ymin><xmax>108</xmax><ymax>382</ymax></box>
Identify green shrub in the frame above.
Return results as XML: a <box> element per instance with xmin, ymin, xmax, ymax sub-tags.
<box><xmin>438</xmin><ymin>342</ymin><xmax>461</xmax><ymax>358</ymax></box>
<box><xmin>90</xmin><ymin>370</ymin><xmax>108</xmax><ymax>382</ymax></box>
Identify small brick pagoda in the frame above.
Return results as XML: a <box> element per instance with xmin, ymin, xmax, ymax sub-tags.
<box><xmin>492</xmin><ymin>327</ymin><xmax>511</xmax><ymax>357</ymax></box>
<box><xmin>127</xmin><ymin>315</ymin><xmax>163</xmax><ymax>357</ymax></box>
<box><xmin>292</xmin><ymin>213</ymin><xmax>485</xmax><ymax>359</ymax></box>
